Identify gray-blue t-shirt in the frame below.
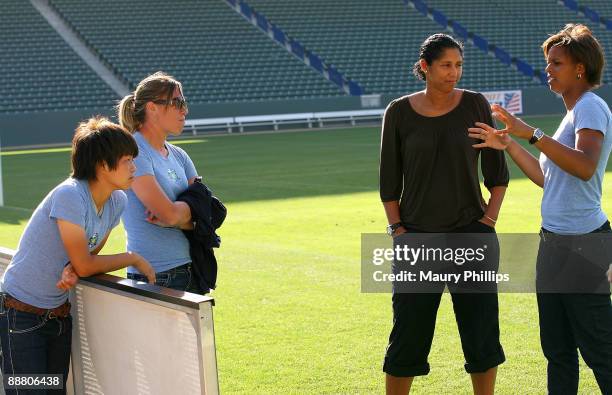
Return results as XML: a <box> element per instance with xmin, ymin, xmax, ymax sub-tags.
<box><xmin>1</xmin><ymin>178</ymin><xmax>126</xmax><ymax>308</ymax></box>
<box><xmin>540</xmin><ymin>92</ymin><xmax>612</xmax><ymax>234</ymax></box>
<box><xmin>122</xmin><ymin>132</ymin><xmax>198</xmax><ymax>273</ymax></box>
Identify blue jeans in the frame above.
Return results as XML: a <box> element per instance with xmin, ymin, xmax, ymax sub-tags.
<box><xmin>0</xmin><ymin>298</ymin><xmax>72</xmax><ymax>395</ymax></box>
<box><xmin>127</xmin><ymin>262</ymin><xmax>204</xmax><ymax>294</ymax></box>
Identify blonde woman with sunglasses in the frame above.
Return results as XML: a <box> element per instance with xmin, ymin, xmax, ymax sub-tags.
<box><xmin>118</xmin><ymin>71</ymin><xmax>205</xmax><ymax>294</ymax></box>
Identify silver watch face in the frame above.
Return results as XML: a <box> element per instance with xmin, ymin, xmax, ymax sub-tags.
<box><xmin>387</xmin><ymin>224</ymin><xmax>401</xmax><ymax>235</ymax></box>
<box><xmin>534</xmin><ymin>128</ymin><xmax>544</xmax><ymax>140</ymax></box>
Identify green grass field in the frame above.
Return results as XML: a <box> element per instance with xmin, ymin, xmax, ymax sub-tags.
<box><xmin>0</xmin><ymin>115</ymin><xmax>610</xmax><ymax>394</ymax></box>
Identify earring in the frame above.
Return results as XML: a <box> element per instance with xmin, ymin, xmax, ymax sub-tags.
<box><xmin>577</xmin><ymin>74</ymin><xmax>582</xmax><ymax>80</ymax></box>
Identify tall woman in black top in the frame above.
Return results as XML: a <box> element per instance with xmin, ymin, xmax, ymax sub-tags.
<box><xmin>380</xmin><ymin>34</ymin><xmax>509</xmax><ymax>395</ymax></box>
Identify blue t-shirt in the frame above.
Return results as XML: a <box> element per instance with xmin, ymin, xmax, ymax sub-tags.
<box><xmin>1</xmin><ymin>178</ymin><xmax>126</xmax><ymax>309</ymax></box>
<box><xmin>540</xmin><ymin>92</ymin><xmax>612</xmax><ymax>234</ymax></box>
<box><xmin>122</xmin><ymin>132</ymin><xmax>198</xmax><ymax>273</ymax></box>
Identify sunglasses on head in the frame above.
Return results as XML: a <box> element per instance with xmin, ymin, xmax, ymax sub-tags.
<box><xmin>152</xmin><ymin>96</ymin><xmax>188</xmax><ymax>111</ymax></box>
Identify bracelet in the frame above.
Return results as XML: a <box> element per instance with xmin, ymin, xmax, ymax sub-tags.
<box><xmin>484</xmin><ymin>215</ymin><xmax>497</xmax><ymax>224</ymax></box>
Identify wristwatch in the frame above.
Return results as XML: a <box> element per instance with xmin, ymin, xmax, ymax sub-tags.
<box><xmin>386</xmin><ymin>222</ymin><xmax>402</xmax><ymax>236</ymax></box>
<box><xmin>529</xmin><ymin>128</ymin><xmax>544</xmax><ymax>145</ymax></box>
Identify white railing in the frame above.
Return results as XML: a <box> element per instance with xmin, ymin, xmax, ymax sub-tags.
<box><xmin>184</xmin><ymin>108</ymin><xmax>385</xmax><ymax>134</ymax></box>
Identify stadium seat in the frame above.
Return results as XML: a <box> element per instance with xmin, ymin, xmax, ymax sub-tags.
<box><xmin>48</xmin><ymin>0</ymin><xmax>344</xmax><ymax>105</ymax></box>
<box><xmin>426</xmin><ymin>0</ymin><xmax>611</xmax><ymax>84</ymax></box>
<box><xmin>247</xmin><ymin>0</ymin><xmax>539</xmax><ymax>93</ymax></box>
<box><xmin>0</xmin><ymin>0</ymin><xmax>118</xmax><ymax>114</ymax></box>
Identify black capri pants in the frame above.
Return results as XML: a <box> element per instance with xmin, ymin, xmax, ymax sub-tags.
<box><xmin>383</xmin><ymin>220</ymin><xmax>506</xmax><ymax>377</ymax></box>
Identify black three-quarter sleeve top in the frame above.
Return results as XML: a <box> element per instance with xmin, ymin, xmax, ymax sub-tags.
<box><xmin>379</xmin><ymin>90</ymin><xmax>509</xmax><ymax>232</ymax></box>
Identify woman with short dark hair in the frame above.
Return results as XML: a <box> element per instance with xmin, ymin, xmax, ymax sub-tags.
<box><xmin>0</xmin><ymin>117</ymin><xmax>154</xmax><ymax>394</ymax></box>
<box><xmin>470</xmin><ymin>24</ymin><xmax>612</xmax><ymax>394</ymax></box>
<box><xmin>380</xmin><ymin>33</ymin><xmax>509</xmax><ymax>394</ymax></box>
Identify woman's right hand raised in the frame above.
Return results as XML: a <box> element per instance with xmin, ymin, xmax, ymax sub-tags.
<box><xmin>490</xmin><ymin>103</ymin><xmax>536</xmax><ymax>140</ymax></box>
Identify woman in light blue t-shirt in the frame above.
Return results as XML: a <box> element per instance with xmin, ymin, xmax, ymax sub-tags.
<box><xmin>470</xmin><ymin>24</ymin><xmax>612</xmax><ymax>394</ymax></box>
<box><xmin>117</xmin><ymin>72</ymin><xmax>205</xmax><ymax>294</ymax></box>
<box><xmin>0</xmin><ymin>118</ymin><xmax>154</xmax><ymax>393</ymax></box>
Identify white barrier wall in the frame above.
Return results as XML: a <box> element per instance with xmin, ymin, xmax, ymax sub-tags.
<box><xmin>0</xmin><ymin>247</ymin><xmax>219</xmax><ymax>395</ymax></box>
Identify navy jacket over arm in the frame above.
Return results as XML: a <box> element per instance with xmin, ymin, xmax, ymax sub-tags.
<box><xmin>176</xmin><ymin>178</ymin><xmax>226</xmax><ymax>292</ymax></box>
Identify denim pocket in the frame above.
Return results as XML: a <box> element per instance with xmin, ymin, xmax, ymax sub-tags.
<box><xmin>155</xmin><ymin>273</ymin><xmax>171</xmax><ymax>288</ymax></box>
<box><xmin>0</xmin><ymin>294</ymin><xmax>6</xmax><ymax>316</ymax></box>
<box><xmin>184</xmin><ymin>265</ymin><xmax>193</xmax><ymax>291</ymax></box>
<box><xmin>9</xmin><ymin>309</ymin><xmax>47</xmax><ymax>334</ymax></box>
